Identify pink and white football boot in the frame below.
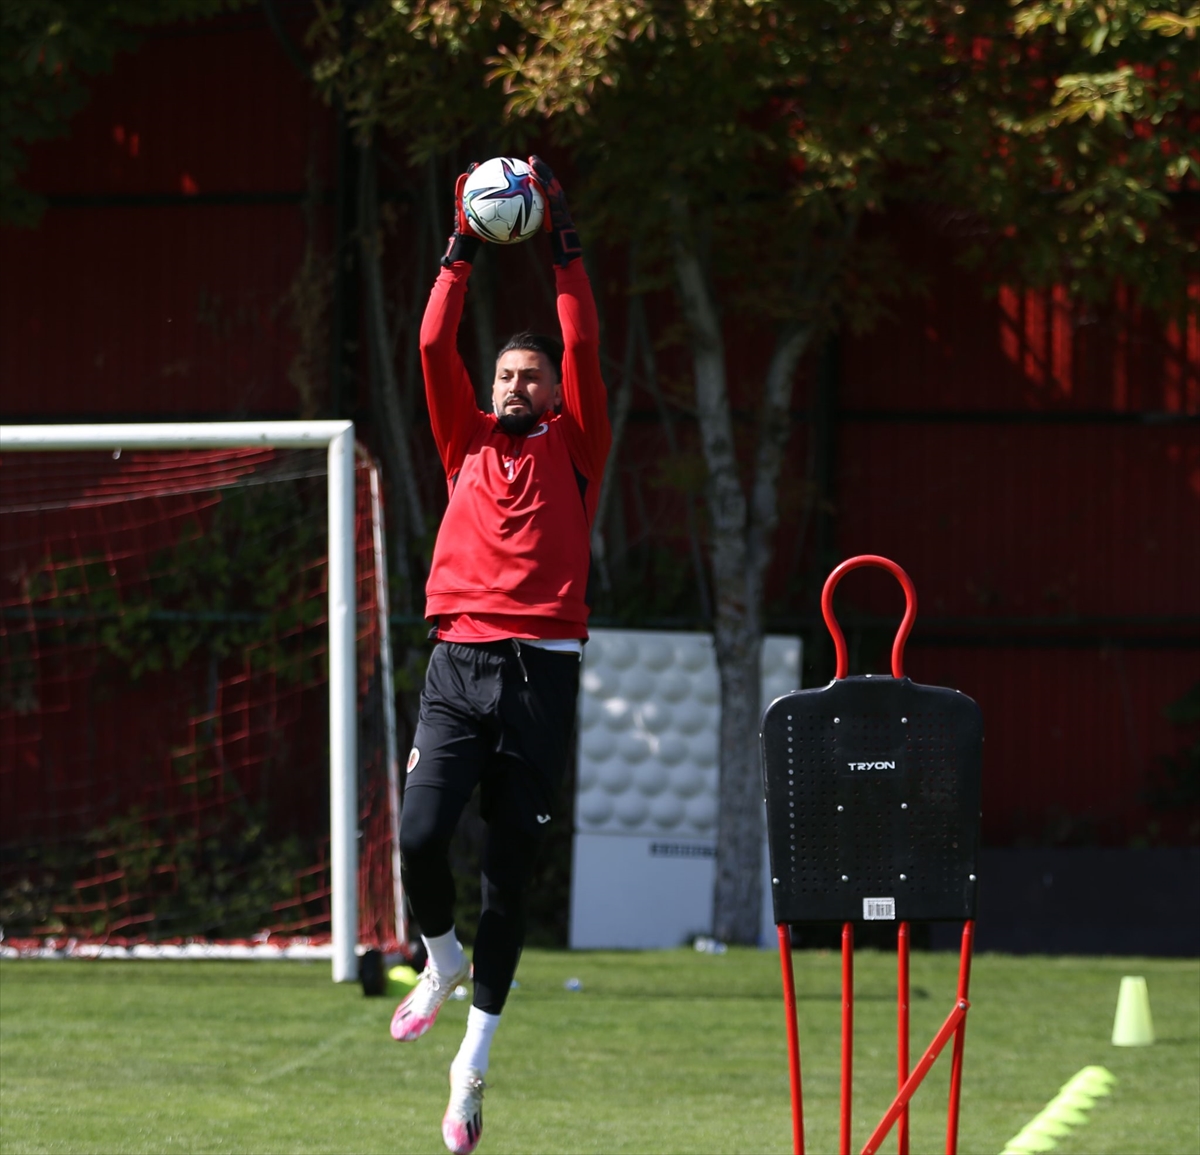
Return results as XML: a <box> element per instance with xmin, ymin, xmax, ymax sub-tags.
<box><xmin>389</xmin><ymin>959</ymin><xmax>470</xmax><ymax>1042</ymax></box>
<box><xmin>442</xmin><ymin>1064</ymin><xmax>486</xmax><ymax>1155</ymax></box>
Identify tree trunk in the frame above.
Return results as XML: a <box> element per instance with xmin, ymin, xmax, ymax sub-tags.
<box><xmin>670</xmin><ymin>196</ymin><xmax>762</xmax><ymax>943</ymax></box>
<box><xmin>671</xmin><ymin>194</ymin><xmax>820</xmax><ymax>943</ymax></box>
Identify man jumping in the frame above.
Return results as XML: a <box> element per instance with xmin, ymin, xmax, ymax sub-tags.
<box><xmin>390</xmin><ymin>156</ymin><xmax>609</xmax><ymax>1155</ymax></box>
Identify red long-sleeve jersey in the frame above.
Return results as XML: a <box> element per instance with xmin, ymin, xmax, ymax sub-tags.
<box><xmin>419</xmin><ymin>258</ymin><xmax>611</xmax><ymax>640</ymax></box>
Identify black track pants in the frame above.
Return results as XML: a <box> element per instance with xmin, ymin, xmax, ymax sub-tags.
<box><xmin>399</xmin><ymin>640</ymin><xmax>580</xmax><ymax>1014</ymax></box>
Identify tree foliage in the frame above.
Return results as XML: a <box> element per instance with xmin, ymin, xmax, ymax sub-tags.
<box><xmin>492</xmin><ymin>0</ymin><xmax>1198</xmax><ymax>311</ymax></box>
<box><xmin>310</xmin><ymin>0</ymin><xmax>515</xmax><ymax>154</ymax></box>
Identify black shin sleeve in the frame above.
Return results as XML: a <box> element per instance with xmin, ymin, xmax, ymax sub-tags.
<box><xmin>470</xmin><ymin>821</ymin><xmax>542</xmax><ymax>1014</ymax></box>
<box><xmin>398</xmin><ymin>784</ymin><xmax>470</xmax><ymax>940</ymax></box>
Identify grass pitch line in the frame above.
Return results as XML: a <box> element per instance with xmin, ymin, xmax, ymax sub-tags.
<box><xmin>248</xmin><ymin>1009</ymin><xmax>378</xmax><ymax>1085</ymax></box>
<box><xmin>1000</xmin><ymin>1065</ymin><xmax>1116</xmax><ymax>1154</ymax></box>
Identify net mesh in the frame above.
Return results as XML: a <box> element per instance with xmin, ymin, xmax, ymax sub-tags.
<box><xmin>0</xmin><ymin>446</ymin><xmax>399</xmax><ymax>951</ymax></box>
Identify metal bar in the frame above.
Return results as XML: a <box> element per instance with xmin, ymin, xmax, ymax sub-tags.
<box><xmin>840</xmin><ymin>921</ymin><xmax>854</xmax><ymax>1155</ymax></box>
<box><xmin>327</xmin><ymin>427</ymin><xmax>358</xmax><ymax>983</ymax></box>
<box><xmin>898</xmin><ymin>921</ymin><xmax>910</xmax><ymax>1155</ymax></box>
<box><xmin>0</xmin><ymin>409</ymin><xmax>319</xmax><ymax>424</ymax></box>
<box><xmin>0</xmin><ymin>421</ymin><xmax>354</xmax><ymax>451</ymax></box>
<box><xmin>860</xmin><ymin>1000</ymin><xmax>970</xmax><ymax>1155</ymax></box>
<box><xmin>777</xmin><ymin>924</ymin><xmax>805</xmax><ymax>1155</ymax></box>
<box><xmin>945</xmin><ymin>921</ymin><xmax>976</xmax><ymax>1155</ymax></box>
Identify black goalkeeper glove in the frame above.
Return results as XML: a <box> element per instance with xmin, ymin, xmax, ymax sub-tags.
<box><xmin>440</xmin><ymin>164</ymin><xmax>484</xmax><ymax>268</ymax></box>
<box><xmin>528</xmin><ymin>155</ymin><xmax>582</xmax><ymax>268</ymax></box>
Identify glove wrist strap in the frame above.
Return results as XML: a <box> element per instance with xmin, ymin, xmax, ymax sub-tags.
<box><xmin>549</xmin><ymin>226</ymin><xmax>582</xmax><ymax>269</ymax></box>
<box><xmin>441</xmin><ymin>232</ymin><xmax>481</xmax><ymax>268</ymax></box>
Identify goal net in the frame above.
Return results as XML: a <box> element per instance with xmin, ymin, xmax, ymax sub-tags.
<box><xmin>0</xmin><ymin>426</ymin><xmax>402</xmax><ymax>975</ymax></box>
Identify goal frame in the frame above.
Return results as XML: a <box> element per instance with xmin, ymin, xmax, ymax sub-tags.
<box><xmin>1</xmin><ymin>421</ymin><xmax>361</xmax><ymax>982</ymax></box>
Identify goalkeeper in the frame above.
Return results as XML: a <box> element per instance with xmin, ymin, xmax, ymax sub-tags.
<box><xmin>392</xmin><ymin>156</ymin><xmax>610</xmax><ymax>1155</ymax></box>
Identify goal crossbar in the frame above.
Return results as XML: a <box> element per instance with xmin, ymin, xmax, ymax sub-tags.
<box><xmin>0</xmin><ymin>422</ymin><xmax>360</xmax><ymax>983</ymax></box>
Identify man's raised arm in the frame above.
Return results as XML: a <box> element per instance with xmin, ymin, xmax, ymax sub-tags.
<box><xmin>528</xmin><ymin>156</ymin><xmax>611</xmax><ymax>483</ymax></box>
<box><xmin>420</xmin><ymin>170</ymin><xmax>487</xmax><ymax>479</ymax></box>
<box><xmin>555</xmin><ymin>261</ymin><xmax>610</xmax><ymax>483</ymax></box>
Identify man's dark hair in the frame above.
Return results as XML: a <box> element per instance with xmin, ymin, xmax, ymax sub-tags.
<box><xmin>497</xmin><ymin>331</ymin><xmax>562</xmax><ymax>382</ymax></box>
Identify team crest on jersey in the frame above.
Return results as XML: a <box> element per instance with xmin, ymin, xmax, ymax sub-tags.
<box><xmin>406</xmin><ymin>747</ymin><xmax>420</xmax><ymax>773</ymax></box>
<box><xmin>525</xmin><ymin>422</ymin><xmax>549</xmax><ymax>438</ymax></box>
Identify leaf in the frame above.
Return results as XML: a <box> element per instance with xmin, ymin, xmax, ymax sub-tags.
<box><xmin>1141</xmin><ymin>9</ymin><xmax>1200</xmax><ymax>38</ymax></box>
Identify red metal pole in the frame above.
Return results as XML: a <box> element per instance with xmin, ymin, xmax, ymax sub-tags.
<box><xmin>777</xmin><ymin>923</ymin><xmax>805</xmax><ymax>1155</ymax></box>
<box><xmin>897</xmin><ymin>921</ymin><xmax>910</xmax><ymax>1155</ymax></box>
<box><xmin>860</xmin><ymin>999</ymin><xmax>970</xmax><ymax>1155</ymax></box>
<box><xmin>840</xmin><ymin>921</ymin><xmax>854</xmax><ymax>1155</ymax></box>
<box><xmin>945</xmin><ymin>921</ymin><xmax>975</xmax><ymax>1155</ymax></box>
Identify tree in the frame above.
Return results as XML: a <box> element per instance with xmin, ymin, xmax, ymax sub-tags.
<box><xmin>491</xmin><ymin>0</ymin><xmax>1198</xmax><ymax>942</ymax></box>
<box><xmin>310</xmin><ymin>0</ymin><xmax>529</xmax><ymax>607</ymax></box>
<box><xmin>0</xmin><ymin>0</ymin><xmax>241</xmax><ymax>225</ymax></box>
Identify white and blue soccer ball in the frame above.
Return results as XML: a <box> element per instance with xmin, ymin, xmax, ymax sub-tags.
<box><xmin>462</xmin><ymin>157</ymin><xmax>546</xmax><ymax>245</ymax></box>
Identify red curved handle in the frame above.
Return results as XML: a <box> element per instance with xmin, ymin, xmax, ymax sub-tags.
<box><xmin>820</xmin><ymin>555</ymin><xmax>917</xmax><ymax>679</ymax></box>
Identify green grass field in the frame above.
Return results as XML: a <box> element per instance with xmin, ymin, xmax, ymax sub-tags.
<box><xmin>1</xmin><ymin>950</ymin><xmax>1197</xmax><ymax>1155</ymax></box>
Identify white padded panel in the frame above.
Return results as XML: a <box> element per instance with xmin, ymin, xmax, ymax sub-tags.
<box><xmin>570</xmin><ymin>630</ymin><xmax>801</xmax><ymax>948</ymax></box>
<box><xmin>569</xmin><ymin>833</ymin><xmax>716</xmax><ymax>950</ymax></box>
<box><xmin>575</xmin><ymin>630</ymin><xmax>799</xmax><ymax>838</ymax></box>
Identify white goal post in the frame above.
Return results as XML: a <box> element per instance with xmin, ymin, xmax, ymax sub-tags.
<box><xmin>0</xmin><ymin>421</ymin><xmax>361</xmax><ymax>982</ymax></box>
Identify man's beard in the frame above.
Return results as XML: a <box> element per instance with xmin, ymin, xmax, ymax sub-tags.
<box><xmin>496</xmin><ymin>409</ymin><xmax>541</xmax><ymax>436</ymax></box>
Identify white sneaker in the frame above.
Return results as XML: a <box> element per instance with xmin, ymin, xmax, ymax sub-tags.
<box><xmin>389</xmin><ymin>958</ymin><xmax>470</xmax><ymax>1041</ymax></box>
<box><xmin>442</xmin><ymin>1064</ymin><xmax>486</xmax><ymax>1154</ymax></box>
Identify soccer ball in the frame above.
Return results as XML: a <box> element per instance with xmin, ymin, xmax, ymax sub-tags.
<box><xmin>462</xmin><ymin>157</ymin><xmax>546</xmax><ymax>245</ymax></box>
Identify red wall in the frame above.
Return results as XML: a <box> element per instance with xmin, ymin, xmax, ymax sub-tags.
<box><xmin>827</xmin><ymin>224</ymin><xmax>1198</xmax><ymax>845</ymax></box>
<box><xmin>0</xmin><ymin>12</ymin><xmax>328</xmax><ymax>418</ymax></box>
<box><xmin>2</xmin><ymin>9</ymin><xmax>1196</xmax><ymax>848</ymax></box>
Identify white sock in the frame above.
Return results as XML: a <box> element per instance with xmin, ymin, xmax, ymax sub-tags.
<box><xmin>422</xmin><ymin>928</ymin><xmax>467</xmax><ymax>980</ymax></box>
<box><xmin>453</xmin><ymin>1006</ymin><xmax>501</xmax><ymax>1077</ymax></box>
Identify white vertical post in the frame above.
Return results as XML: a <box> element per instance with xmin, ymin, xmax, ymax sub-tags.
<box><xmin>327</xmin><ymin>427</ymin><xmax>358</xmax><ymax>982</ymax></box>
